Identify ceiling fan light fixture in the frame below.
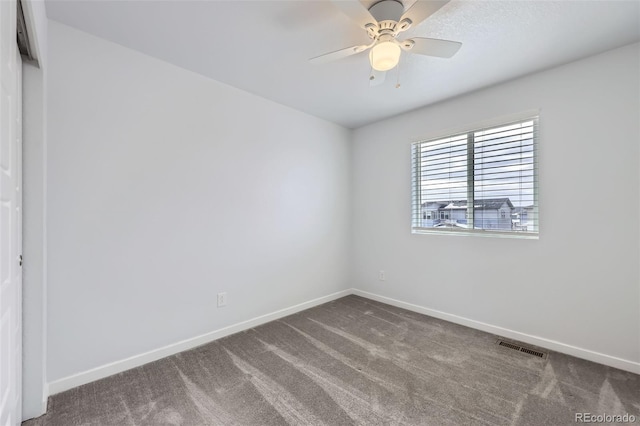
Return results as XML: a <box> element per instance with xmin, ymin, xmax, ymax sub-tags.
<box><xmin>369</xmin><ymin>41</ymin><xmax>401</xmax><ymax>71</ymax></box>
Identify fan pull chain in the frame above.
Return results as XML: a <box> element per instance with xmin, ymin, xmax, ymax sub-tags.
<box><xmin>395</xmin><ymin>55</ymin><xmax>402</xmax><ymax>89</ymax></box>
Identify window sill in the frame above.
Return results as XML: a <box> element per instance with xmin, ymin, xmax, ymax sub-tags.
<box><xmin>411</xmin><ymin>228</ymin><xmax>539</xmax><ymax>240</ymax></box>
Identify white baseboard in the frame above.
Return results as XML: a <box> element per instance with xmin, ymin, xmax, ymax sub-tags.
<box><xmin>47</xmin><ymin>289</ymin><xmax>351</xmax><ymax>396</ymax></box>
<box><xmin>47</xmin><ymin>287</ymin><xmax>640</xmax><ymax>397</ymax></box>
<box><xmin>352</xmin><ymin>289</ymin><xmax>640</xmax><ymax>375</ymax></box>
<box><xmin>20</xmin><ymin>390</ymin><xmax>48</xmax><ymax>422</ymax></box>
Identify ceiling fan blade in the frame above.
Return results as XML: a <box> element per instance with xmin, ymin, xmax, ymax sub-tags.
<box><xmin>369</xmin><ymin>69</ymin><xmax>386</xmax><ymax>87</ymax></box>
<box><xmin>402</xmin><ymin>37</ymin><xmax>461</xmax><ymax>58</ymax></box>
<box><xmin>331</xmin><ymin>0</ymin><xmax>378</xmax><ymax>29</ymax></box>
<box><xmin>400</xmin><ymin>0</ymin><xmax>450</xmax><ymax>28</ymax></box>
<box><xmin>309</xmin><ymin>44</ymin><xmax>371</xmax><ymax>64</ymax></box>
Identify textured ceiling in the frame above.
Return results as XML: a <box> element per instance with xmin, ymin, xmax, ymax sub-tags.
<box><xmin>45</xmin><ymin>0</ymin><xmax>640</xmax><ymax>128</ymax></box>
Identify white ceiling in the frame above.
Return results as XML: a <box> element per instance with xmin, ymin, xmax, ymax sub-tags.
<box><xmin>45</xmin><ymin>0</ymin><xmax>640</xmax><ymax>128</ymax></box>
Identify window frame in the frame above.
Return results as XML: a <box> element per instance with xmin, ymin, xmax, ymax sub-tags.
<box><xmin>411</xmin><ymin>114</ymin><xmax>539</xmax><ymax>239</ymax></box>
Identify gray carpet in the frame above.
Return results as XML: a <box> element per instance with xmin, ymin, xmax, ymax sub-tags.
<box><xmin>24</xmin><ymin>295</ymin><xmax>640</xmax><ymax>425</ymax></box>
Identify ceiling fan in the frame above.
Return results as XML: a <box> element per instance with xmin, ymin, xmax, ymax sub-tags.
<box><xmin>310</xmin><ymin>0</ymin><xmax>462</xmax><ymax>85</ymax></box>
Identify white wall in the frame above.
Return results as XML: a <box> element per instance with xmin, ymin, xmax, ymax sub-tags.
<box><xmin>21</xmin><ymin>0</ymin><xmax>48</xmax><ymax>419</ymax></box>
<box><xmin>47</xmin><ymin>21</ymin><xmax>351</xmax><ymax>383</ymax></box>
<box><xmin>352</xmin><ymin>43</ymin><xmax>640</xmax><ymax>366</ymax></box>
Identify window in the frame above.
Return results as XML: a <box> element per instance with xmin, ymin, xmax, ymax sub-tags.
<box><xmin>412</xmin><ymin>117</ymin><xmax>538</xmax><ymax>237</ymax></box>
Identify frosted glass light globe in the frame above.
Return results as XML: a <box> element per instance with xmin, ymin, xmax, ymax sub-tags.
<box><xmin>369</xmin><ymin>42</ymin><xmax>401</xmax><ymax>71</ymax></box>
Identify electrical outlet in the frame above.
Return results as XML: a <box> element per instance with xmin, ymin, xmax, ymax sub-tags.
<box><xmin>379</xmin><ymin>270</ymin><xmax>386</xmax><ymax>281</ymax></box>
<box><xmin>217</xmin><ymin>292</ymin><xmax>227</xmax><ymax>308</ymax></box>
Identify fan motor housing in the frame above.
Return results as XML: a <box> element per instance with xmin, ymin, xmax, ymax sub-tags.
<box><xmin>369</xmin><ymin>0</ymin><xmax>405</xmax><ymax>23</ymax></box>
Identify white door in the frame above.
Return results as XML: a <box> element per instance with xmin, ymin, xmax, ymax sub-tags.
<box><xmin>0</xmin><ymin>0</ymin><xmax>23</xmax><ymax>424</ymax></box>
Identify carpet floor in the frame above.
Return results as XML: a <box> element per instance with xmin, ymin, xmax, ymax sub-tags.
<box><xmin>24</xmin><ymin>295</ymin><xmax>640</xmax><ymax>425</ymax></box>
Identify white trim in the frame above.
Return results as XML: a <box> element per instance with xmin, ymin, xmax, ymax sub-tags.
<box><xmin>47</xmin><ymin>289</ymin><xmax>351</xmax><ymax>395</ymax></box>
<box><xmin>411</xmin><ymin>228</ymin><xmax>539</xmax><ymax>240</ymax></box>
<box><xmin>352</xmin><ymin>289</ymin><xmax>640</xmax><ymax>375</ymax></box>
<box><xmin>48</xmin><ymin>287</ymin><xmax>640</xmax><ymax>397</ymax></box>
<box><xmin>42</xmin><ymin>386</ymin><xmax>48</xmax><ymax>413</ymax></box>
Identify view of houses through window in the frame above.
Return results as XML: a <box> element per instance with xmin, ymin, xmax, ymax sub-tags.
<box><xmin>420</xmin><ymin>198</ymin><xmax>534</xmax><ymax>231</ymax></box>
<box><xmin>412</xmin><ymin>118</ymin><xmax>538</xmax><ymax>235</ymax></box>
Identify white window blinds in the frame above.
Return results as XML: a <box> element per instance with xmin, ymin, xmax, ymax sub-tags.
<box><xmin>412</xmin><ymin>117</ymin><xmax>538</xmax><ymax>236</ymax></box>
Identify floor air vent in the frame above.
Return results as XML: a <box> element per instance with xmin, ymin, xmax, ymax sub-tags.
<box><xmin>497</xmin><ymin>340</ymin><xmax>547</xmax><ymax>359</ymax></box>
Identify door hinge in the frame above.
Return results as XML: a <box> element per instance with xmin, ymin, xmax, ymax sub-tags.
<box><xmin>18</xmin><ymin>255</ymin><xmax>22</xmax><ymax>267</ymax></box>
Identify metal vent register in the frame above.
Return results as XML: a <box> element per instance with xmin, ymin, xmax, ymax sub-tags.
<box><xmin>497</xmin><ymin>340</ymin><xmax>547</xmax><ymax>359</ymax></box>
